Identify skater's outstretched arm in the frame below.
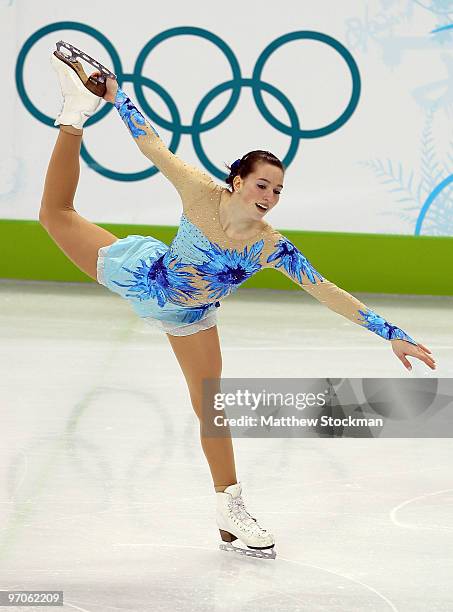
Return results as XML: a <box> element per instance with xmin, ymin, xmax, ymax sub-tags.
<box><xmin>108</xmin><ymin>82</ymin><xmax>216</xmax><ymax>205</ymax></box>
<box><xmin>261</xmin><ymin>230</ymin><xmax>436</xmax><ymax>370</ymax></box>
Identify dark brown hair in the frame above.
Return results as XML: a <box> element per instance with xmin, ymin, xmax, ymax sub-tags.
<box><xmin>224</xmin><ymin>150</ymin><xmax>285</xmax><ymax>192</ymax></box>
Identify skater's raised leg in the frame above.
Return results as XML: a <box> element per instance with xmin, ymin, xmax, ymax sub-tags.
<box><xmin>39</xmin><ymin>127</ymin><xmax>118</xmax><ymax>280</ymax></box>
<box><xmin>39</xmin><ymin>52</ymin><xmax>118</xmax><ymax>280</ymax></box>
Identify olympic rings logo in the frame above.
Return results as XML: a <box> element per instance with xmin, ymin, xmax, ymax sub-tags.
<box><xmin>16</xmin><ymin>22</ymin><xmax>361</xmax><ymax>182</ymax></box>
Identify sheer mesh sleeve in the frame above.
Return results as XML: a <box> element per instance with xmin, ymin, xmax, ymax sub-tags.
<box><xmin>261</xmin><ymin>230</ymin><xmax>418</xmax><ymax>346</ymax></box>
<box><xmin>113</xmin><ymin>88</ymin><xmax>216</xmax><ymax>207</ymax></box>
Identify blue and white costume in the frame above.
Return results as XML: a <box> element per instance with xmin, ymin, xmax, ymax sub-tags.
<box><xmin>97</xmin><ymin>88</ymin><xmax>418</xmax><ymax>344</ymax></box>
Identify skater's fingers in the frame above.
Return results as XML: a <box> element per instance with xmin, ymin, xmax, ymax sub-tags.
<box><xmin>418</xmin><ymin>343</ymin><xmax>432</xmax><ymax>354</ymax></box>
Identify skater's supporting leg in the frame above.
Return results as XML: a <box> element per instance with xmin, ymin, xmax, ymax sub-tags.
<box><xmin>166</xmin><ymin>326</ymin><xmax>238</xmax><ymax>491</ymax></box>
<box><xmin>39</xmin><ymin>126</ymin><xmax>118</xmax><ymax>280</ymax></box>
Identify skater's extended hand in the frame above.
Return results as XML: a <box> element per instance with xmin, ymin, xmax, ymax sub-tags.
<box><xmin>90</xmin><ymin>71</ymin><xmax>118</xmax><ymax>103</ymax></box>
<box><xmin>391</xmin><ymin>339</ymin><xmax>436</xmax><ymax>371</ymax></box>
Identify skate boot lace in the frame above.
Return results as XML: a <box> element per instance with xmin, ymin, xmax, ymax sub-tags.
<box><xmin>228</xmin><ymin>495</ymin><xmax>268</xmax><ymax>535</ymax></box>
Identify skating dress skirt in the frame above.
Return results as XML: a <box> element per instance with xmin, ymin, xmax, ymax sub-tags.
<box><xmin>96</xmin><ymin>233</ymin><xmax>220</xmax><ymax>336</ymax></box>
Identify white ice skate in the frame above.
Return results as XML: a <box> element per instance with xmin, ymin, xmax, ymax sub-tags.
<box><xmin>216</xmin><ymin>482</ymin><xmax>276</xmax><ymax>560</ymax></box>
<box><xmin>50</xmin><ymin>41</ymin><xmax>115</xmax><ymax>130</ymax></box>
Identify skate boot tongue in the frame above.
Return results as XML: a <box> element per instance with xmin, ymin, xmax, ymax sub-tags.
<box><xmin>223</xmin><ymin>483</ymin><xmax>242</xmax><ymax>498</ymax></box>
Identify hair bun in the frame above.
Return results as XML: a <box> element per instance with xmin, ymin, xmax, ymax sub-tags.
<box><xmin>230</xmin><ymin>158</ymin><xmax>242</xmax><ymax>173</ymax></box>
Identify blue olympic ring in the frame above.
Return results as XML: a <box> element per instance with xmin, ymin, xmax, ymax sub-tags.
<box><xmin>415</xmin><ymin>173</ymin><xmax>453</xmax><ymax>235</ymax></box>
<box><xmin>16</xmin><ymin>22</ymin><xmax>361</xmax><ymax>182</ymax></box>
<box><xmin>431</xmin><ymin>24</ymin><xmax>453</xmax><ymax>33</ymax></box>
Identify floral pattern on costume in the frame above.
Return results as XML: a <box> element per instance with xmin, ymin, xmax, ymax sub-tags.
<box><xmin>357</xmin><ymin>308</ymin><xmax>418</xmax><ymax>345</ymax></box>
<box><xmin>112</xmin><ymin>253</ymin><xmax>200</xmax><ymax>306</ymax></box>
<box><xmin>114</xmin><ymin>88</ymin><xmax>159</xmax><ymax>138</ymax></box>
<box><xmin>178</xmin><ymin>303</ymin><xmax>217</xmax><ymax>324</ymax></box>
<box><xmin>194</xmin><ymin>240</ymin><xmax>264</xmax><ymax>301</ymax></box>
<box><xmin>266</xmin><ymin>237</ymin><xmax>324</xmax><ymax>285</ymax></box>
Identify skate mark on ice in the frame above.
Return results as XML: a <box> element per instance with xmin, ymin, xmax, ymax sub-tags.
<box><xmin>64</xmin><ymin>602</ymin><xmax>94</xmax><ymax>612</ymax></box>
<box><xmin>390</xmin><ymin>488</ymin><xmax>453</xmax><ymax>531</ymax></box>
<box><xmin>277</xmin><ymin>558</ymin><xmax>399</xmax><ymax>612</ymax></box>
<box><xmin>110</xmin><ymin>543</ymin><xmax>398</xmax><ymax>610</ymax></box>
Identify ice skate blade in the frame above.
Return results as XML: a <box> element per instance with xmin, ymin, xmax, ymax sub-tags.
<box><xmin>54</xmin><ymin>40</ymin><xmax>116</xmax><ymax>98</ymax></box>
<box><xmin>55</xmin><ymin>40</ymin><xmax>116</xmax><ymax>79</ymax></box>
<box><xmin>219</xmin><ymin>542</ymin><xmax>276</xmax><ymax>560</ymax></box>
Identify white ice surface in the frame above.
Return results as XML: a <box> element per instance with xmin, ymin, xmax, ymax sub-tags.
<box><xmin>0</xmin><ymin>280</ymin><xmax>452</xmax><ymax>612</ymax></box>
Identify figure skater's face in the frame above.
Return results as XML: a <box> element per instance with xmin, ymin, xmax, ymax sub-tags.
<box><xmin>233</xmin><ymin>162</ymin><xmax>284</xmax><ymax>219</ymax></box>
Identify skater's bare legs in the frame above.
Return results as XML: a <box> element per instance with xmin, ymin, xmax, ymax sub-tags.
<box><xmin>39</xmin><ymin>126</ymin><xmax>118</xmax><ymax>280</ymax></box>
<box><xmin>166</xmin><ymin>326</ymin><xmax>237</xmax><ymax>492</ymax></box>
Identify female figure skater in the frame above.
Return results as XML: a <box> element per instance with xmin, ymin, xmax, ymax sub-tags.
<box><xmin>40</xmin><ymin>46</ymin><xmax>436</xmax><ymax>560</ymax></box>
